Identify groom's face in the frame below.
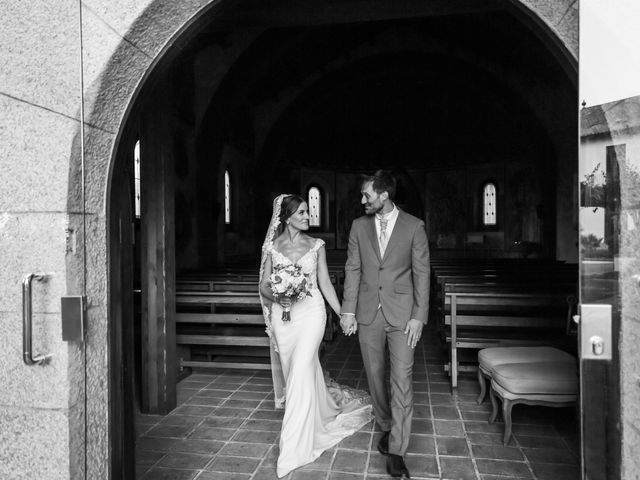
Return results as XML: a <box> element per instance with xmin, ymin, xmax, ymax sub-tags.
<box><xmin>361</xmin><ymin>182</ymin><xmax>386</xmax><ymax>215</ymax></box>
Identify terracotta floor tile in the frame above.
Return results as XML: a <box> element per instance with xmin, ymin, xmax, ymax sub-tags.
<box><xmin>432</xmin><ymin>406</ymin><xmax>461</xmax><ymax>420</ymax></box>
<box><xmin>522</xmin><ymin>447</ymin><xmax>579</xmax><ymax>465</ymax></box>
<box><xmin>195</xmin><ymin>472</ymin><xmax>251</xmax><ymax>480</ymax></box>
<box><xmin>412</xmin><ymin>418</ymin><xmax>434</xmax><ymax>434</ymax></box>
<box><xmin>407</xmin><ymin>434</ymin><xmax>436</xmax><ymax>455</ymax></box>
<box><xmin>405</xmin><ymin>453</ymin><xmax>439</xmax><ymax>477</ymax></box>
<box><xmin>438</xmin><ymin>455</ymin><xmax>477</xmax><ymax>480</ymax></box>
<box><xmin>141</xmin><ymin>467</ymin><xmax>198</xmax><ymax>480</ymax></box>
<box><xmin>210</xmin><ymin>407</ymin><xmax>253</xmax><ymax>419</ymax></box>
<box><xmin>201</xmin><ymin>416</ymin><xmax>245</xmax><ymax>429</ymax></box>
<box><xmin>146</xmin><ymin>424</ymin><xmax>193</xmax><ymax>439</ymax></box>
<box><xmin>475</xmin><ymin>459</ymin><xmax>533</xmax><ymax>477</ymax></box>
<box><xmin>188</xmin><ymin>426</ymin><xmax>236</xmax><ymax>441</ymax></box>
<box><xmin>138</xmin><ymin>436</ymin><xmax>181</xmax><ymax>452</ymax></box>
<box><xmin>529</xmin><ymin>462</ymin><xmax>580</xmax><ymax>480</ymax></box>
<box><xmin>471</xmin><ymin>444</ymin><xmax>525</xmax><ymax>461</ymax></box>
<box><xmin>206</xmin><ymin>455</ymin><xmax>261</xmax><ymax>474</ymax></box>
<box><xmin>173</xmin><ymin>406</ymin><xmax>216</xmax><ymax>416</ymax></box>
<box><xmin>156</xmin><ymin>452</ymin><xmax>213</xmax><ymax>469</ymax></box>
<box><xmin>294</xmin><ymin>469</ymin><xmax>329</xmax><ymax>479</ymax></box>
<box><xmin>241</xmin><ymin>418</ymin><xmax>282</xmax><ymax>431</ymax></box>
<box><xmin>219</xmin><ymin>441</ymin><xmax>270</xmax><ymax>458</ymax></box>
<box><xmin>338</xmin><ymin>431</ymin><xmax>372</xmax><ymax>450</ymax></box>
<box><xmin>513</xmin><ymin>435</ymin><xmax>567</xmax><ymax>449</ymax></box>
<box><xmin>434</xmin><ymin>420</ymin><xmax>465</xmax><ymax>436</ymax></box>
<box><xmin>250</xmin><ymin>409</ymin><xmax>285</xmax><ymax>420</ymax></box>
<box><xmin>136</xmin><ymin>449</ymin><xmax>165</xmax><ymax>467</ymax></box>
<box><xmin>327</xmin><ymin>472</ymin><xmax>363</xmax><ymax>480</ymax></box>
<box><xmin>170</xmin><ymin>438</ymin><xmax>224</xmax><ymax>455</ymax></box>
<box><xmin>231</xmin><ymin>429</ymin><xmax>279</xmax><ymax>444</ymax></box>
<box><xmin>437</xmin><ymin>436</ymin><xmax>471</xmax><ymax>456</ymax></box>
<box><xmin>332</xmin><ymin>450</ymin><xmax>367</xmax><ymax>473</ymax></box>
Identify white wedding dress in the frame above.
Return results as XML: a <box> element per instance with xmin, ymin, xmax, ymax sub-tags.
<box><xmin>268</xmin><ymin>238</ymin><xmax>373</xmax><ymax>478</ymax></box>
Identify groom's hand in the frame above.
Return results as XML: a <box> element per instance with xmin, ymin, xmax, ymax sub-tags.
<box><xmin>404</xmin><ymin>319</ymin><xmax>423</xmax><ymax>349</ymax></box>
<box><xmin>340</xmin><ymin>313</ymin><xmax>357</xmax><ymax>336</ymax></box>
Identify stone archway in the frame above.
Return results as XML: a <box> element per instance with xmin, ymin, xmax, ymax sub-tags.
<box><xmin>68</xmin><ymin>1</ymin><xmax>578</xmax><ymax>477</ymax></box>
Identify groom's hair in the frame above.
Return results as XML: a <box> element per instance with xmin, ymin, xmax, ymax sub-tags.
<box><xmin>363</xmin><ymin>170</ymin><xmax>396</xmax><ymax>200</ymax></box>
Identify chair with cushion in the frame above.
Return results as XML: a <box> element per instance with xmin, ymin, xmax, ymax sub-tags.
<box><xmin>488</xmin><ymin>360</ymin><xmax>578</xmax><ymax>445</ymax></box>
<box><xmin>476</xmin><ymin>346</ymin><xmax>576</xmax><ymax>404</ymax></box>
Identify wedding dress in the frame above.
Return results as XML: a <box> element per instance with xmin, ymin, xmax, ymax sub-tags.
<box><xmin>267</xmin><ymin>237</ymin><xmax>373</xmax><ymax>478</ymax></box>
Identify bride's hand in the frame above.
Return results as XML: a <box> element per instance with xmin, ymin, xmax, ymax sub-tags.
<box><xmin>277</xmin><ymin>295</ymin><xmax>292</xmax><ymax>308</ymax></box>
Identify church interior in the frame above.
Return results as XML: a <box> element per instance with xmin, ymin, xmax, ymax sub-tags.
<box><xmin>116</xmin><ymin>4</ymin><xmax>582</xmax><ymax>479</ymax></box>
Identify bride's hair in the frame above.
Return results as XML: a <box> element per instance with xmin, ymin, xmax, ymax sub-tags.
<box><xmin>279</xmin><ymin>194</ymin><xmax>306</xmax><ymax>225</ymax></box>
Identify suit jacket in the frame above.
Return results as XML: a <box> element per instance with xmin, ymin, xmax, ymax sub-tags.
<box><xmin>341</xmin><ymin>209</ymin><xmax>430</xmax><ymax>327</ymax></box>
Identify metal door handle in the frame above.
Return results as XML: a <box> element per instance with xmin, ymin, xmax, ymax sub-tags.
<box><xmin>22</xmin><ymin>273</ymin><xmax>48</xmax><ymax>366</ymax></box>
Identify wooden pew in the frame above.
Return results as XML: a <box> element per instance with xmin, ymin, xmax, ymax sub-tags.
<box><xmin>444</xmin><ymin>290</ymin><xmax>574</xmax><ymax>389</ymax></box>
<box><xmin>175</xmin><ymin>291</ymin><xmax>271</xmax><ymax>370</ymax></box>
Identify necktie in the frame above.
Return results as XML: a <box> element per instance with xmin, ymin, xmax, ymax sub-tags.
<box><xmin>379</xmin><ymin>216</ymin><xmax>389</xmax><ymax>255</ymax></box>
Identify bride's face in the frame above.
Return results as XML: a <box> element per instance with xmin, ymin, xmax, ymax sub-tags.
<box><xmin>287</xmin><ymin>201</ymin><xmax>310</xmax><ymax>231</ymax></box>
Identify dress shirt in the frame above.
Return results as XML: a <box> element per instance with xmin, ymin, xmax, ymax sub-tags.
<box><xmin>375</xmin><ymin>204</ymin><xmax>399</xmax><ymax>253</ymax></box>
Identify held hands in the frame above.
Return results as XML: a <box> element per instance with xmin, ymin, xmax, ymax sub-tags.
<box><xmin>340</xmin><ymin>313</ymin><xmax>358</xmax><ymax>336</ymax></box>
<box><xmin>404</xmin><ymin>319</ymin><xmax>423</xmax><ymax>349</ymax></box>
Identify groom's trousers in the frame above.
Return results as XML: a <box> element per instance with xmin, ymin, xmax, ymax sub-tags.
<box><xmin>358</xmin><ymin>307</ymin><xmax>414</xmax><ymax>456</ymax></box>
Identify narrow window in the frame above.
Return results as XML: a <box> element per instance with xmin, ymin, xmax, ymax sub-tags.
<box><xmin>224</xmin><ymin>170</ymin><xmax>231</xmax><ymax>224</ymax></box>
<box><xmin>308</xmin><ymin>187</ymin><xmax>321</xmax><ymax>227</ymax></box>
<box><xmin>483</xmin><ymin>182</ymin><xmax>496</xmax><ymax>226</ymax></box>
<box><xmin>134</xmin><ymin>140</ymin><xmax>141</xmax><ymax>218</ymax></box>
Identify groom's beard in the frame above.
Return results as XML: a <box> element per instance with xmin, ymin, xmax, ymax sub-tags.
<box><xmin>365</xmin><ymin>203</ymin><xmax>384</xmax><ymax>215</ymax></box>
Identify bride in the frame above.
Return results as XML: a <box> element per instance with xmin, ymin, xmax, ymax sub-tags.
<box><xmin>259</xmin><ymin>194</ymin><xmax>373</xmax><ymax>478</ymax></box>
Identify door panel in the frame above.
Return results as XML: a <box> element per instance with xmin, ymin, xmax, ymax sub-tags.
<box><xmin>109</xmin><ymin>153</ymin><xmax>136</xmax><ymax>479</ymax></box>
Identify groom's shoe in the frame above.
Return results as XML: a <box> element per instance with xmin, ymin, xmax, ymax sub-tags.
<box><xmin>377</xmin><ymin>431</ymin><xmax>390</xmax><ymax>455</ymax></box>
<box><xmin>386</xmin><ymin>454</ymin><xmax>410</xmax><ymax>479</ymax></box>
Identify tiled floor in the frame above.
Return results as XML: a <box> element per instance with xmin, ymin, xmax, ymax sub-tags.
<box><xmin>136</xmin><ymin>323</ymin><xmax>580</xmax><ymax>480</ymax></box>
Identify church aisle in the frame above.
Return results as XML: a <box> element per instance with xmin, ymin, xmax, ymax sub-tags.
<box><xmin>135</xmin><ymin>323</ymin><xmax>579</xmax><ymax>480</ymax></box>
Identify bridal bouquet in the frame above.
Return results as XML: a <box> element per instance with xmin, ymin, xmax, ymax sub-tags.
<box><xmin>270</xmin><ymin>264</ymin><xmax>312</xmax><ymax>322</ymax></box>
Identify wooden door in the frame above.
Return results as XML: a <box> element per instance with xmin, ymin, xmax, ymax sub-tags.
<box><xmin>109</xmin><ymin>153</ymin><xmax>136</xmax><ymax>479</ymax></box>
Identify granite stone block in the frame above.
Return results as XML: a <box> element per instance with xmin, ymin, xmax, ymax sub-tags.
<box><xmin>0</xmin><ymin>406</ymin><xmax>71</xmax><ymax>480</ymax></box>
<box><xmin>0</xmin><ymin>99</ymin><xmax>75</xmax><ymax>212</ymax></box>
<box><xmin>0</xmin><ymin>0</ymin><xmax>81</xmax><ymax>118</ymax></box>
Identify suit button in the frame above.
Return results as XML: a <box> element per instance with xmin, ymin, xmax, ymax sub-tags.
<box><xmin>379</xmin><ymin>267</ymin><xmax>383</xmax><ymax>271</ymax></box>
<box><xmin>379</xmin><ymin>286</ymin><xmax>382</xmax><ymax>290</ymax></box>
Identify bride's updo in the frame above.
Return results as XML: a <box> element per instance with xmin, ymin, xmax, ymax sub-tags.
<box><xmin>279</xmin><ymin>195</ymin><xmax>306</xmax><ymax>224</ymax></box>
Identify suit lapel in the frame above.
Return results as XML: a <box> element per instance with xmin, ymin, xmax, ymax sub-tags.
<box><xmin>382</xmin><ymin>209</ymin><xmax>406</xmax><ymax>262</ymax></box>
<box><xmin>366</xmin><ymin>215</ymin><xmax>382</xmax><ymax>262</ymax></box>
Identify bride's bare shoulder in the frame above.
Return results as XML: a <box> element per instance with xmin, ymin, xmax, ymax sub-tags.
<box><xmin>301</xmin><ymin>234</ymin><xmax>319</xmax><ymax>247</ymax></box>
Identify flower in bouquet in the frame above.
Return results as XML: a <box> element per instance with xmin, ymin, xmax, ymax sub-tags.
<box><xmin>269</xmin><ymin>264</ymin><xmax>312</xmax><ymax>321</ymax></box>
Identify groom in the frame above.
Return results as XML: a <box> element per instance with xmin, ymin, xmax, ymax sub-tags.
<box><xmin>340</xmin><ymin>170</ymin><xmax>430</xmax><ymax>479</ymax></box>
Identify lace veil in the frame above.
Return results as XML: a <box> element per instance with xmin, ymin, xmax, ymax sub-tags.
<box><xmin>259</xmin><ymin>194</ymin><xmax>291</xmax><ymax>409</ymax></box>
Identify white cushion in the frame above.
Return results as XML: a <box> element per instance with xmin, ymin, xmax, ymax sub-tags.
<box><xmin>492</xmin><ymin>361</ymin><xmax>578</xmax><ymax>395</ymax></box>
<box><xmin>478</xmin><ymin>347</ymin><xmax>575</xmax><ymax>375</ymax></box>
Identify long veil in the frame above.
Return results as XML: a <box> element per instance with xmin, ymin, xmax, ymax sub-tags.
<box><xmin>259</xmin><ymin>194</ymin><xmax>290</xmax><ymax>409</ymax></box>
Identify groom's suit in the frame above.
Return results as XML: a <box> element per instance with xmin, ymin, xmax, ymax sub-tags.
<box><xmin>342</xmin><ymin>208</ymin><xmax>430</xmax><ymax>456</ymax></box>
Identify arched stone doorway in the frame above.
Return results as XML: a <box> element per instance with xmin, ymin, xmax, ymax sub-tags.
<box><xmin>71</xmin><ymin>1</ymin><xmax>581</xmax><ymax>478</ymax></box>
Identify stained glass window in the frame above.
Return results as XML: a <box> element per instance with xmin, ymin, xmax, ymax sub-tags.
<box><xmin>483</xmin><ymin>182</ymin><xmax>496</xmax><ymax>226</ymax></box>
<box><xmin>134</xmin><ymin>140</ymin><xmax>141</xmax><ymax>218</ymax></box>
<box><xmin>308</xmin><ymin>187</ymin><xmax>321</xmax><ymax>227</ymax></box>
<box><xmin>224</xmin><ymin>170</ymin><xmax>231</xmax><ymax>224</ymax></box>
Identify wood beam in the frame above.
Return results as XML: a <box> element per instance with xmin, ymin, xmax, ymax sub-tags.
<box><xmin>140</xmin><ymin>100</ymin><xmax>177</xmax><ymax>415</ymax></box>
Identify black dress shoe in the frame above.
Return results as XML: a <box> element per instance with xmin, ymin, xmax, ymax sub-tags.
<box><xmin>386</xmin><ymin>453</ymin><xmax>410</xmax><ymax>479</ymax></box>
<box><xmin>377</xmin><ymin>431</ymin><xmax>390</xmax><ymax>455</ymax></box>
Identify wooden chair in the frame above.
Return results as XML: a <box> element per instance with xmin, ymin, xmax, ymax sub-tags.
<box><xmin>488</xmin><ymin>361</ymin><xmax>578</xmax><ymax>445</ymax></box>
